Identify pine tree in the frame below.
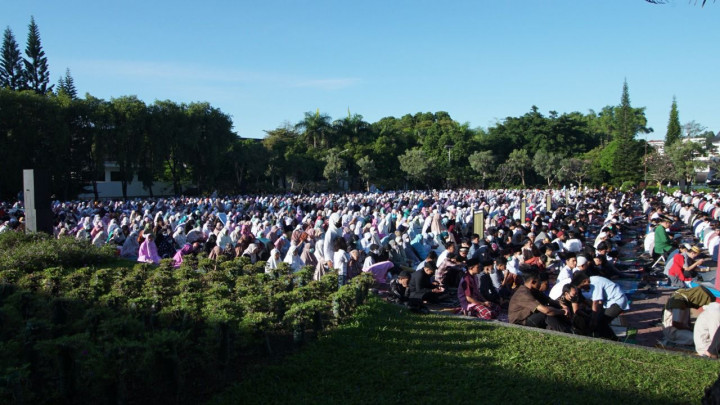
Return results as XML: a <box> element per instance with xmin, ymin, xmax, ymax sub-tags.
<box><xmin>23</xmin><ymin>16</ymin><xmax>52</xmax><ymax>94</ymax></box>
<box><xmin>57</xmin><ymin>68</ymin><xmax>77</xmax><ymax>99</ymax></box>
<box><xmin>0</xmin><ymin>27</ymin><xmax>25</xmax><ymax>89</ymax></box>
<box><xmin>665</xmin><ymin>96</ymin><xmax>681</xmax><ymax>146</ymax></box>
<box><xmin>616</xmin><ymin>79</ymin><xmax>634</xmax><ymax>142</ymax></box>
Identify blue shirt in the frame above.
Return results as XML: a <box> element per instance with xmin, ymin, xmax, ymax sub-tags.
<box><xmin>586</xmin><ymin>276</ymin><xmax>629</xmax><ymax>310</ymax></box>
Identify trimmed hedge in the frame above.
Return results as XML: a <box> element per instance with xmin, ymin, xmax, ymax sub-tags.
<box><xmin>0</xmin><ymin>232</ymin><xmax>116</xmax><ymax>274</ymax></box>
<box><xmin>0</xmin><ymin>236</ymin><xmax>375</xmax><ymax>404</ymax></box>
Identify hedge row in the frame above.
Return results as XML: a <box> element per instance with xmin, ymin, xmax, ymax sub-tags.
<box><xmin>0</xmin><ymin>235</ymin><xmax>375</xmax><ymax>404</ymax></box>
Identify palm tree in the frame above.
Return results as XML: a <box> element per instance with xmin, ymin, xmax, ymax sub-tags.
<box><xmin>333</xmin><ymin>111</ymin><xmax>371</xmax><ymax>146</ymax></box>
<box><xmin>296</xmin><ymin>109</ymin><xmax>332</xmax><ymax>149</ymax></box>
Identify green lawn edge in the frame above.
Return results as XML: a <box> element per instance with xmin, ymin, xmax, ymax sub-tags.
<box><xmin>211</xmin><ymin>296</ymin><xmax>718</xmax><ymax>405</ymax></box>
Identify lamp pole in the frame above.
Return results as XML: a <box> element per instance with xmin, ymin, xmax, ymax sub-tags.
<box><xmin>644</xmin><ymin>136</ymin><xmax>647</xmax><ymax>184</ymax></box>
<box><xmin>444</xmin><ymin>144</ymin><xmax>453</xmax><ymax>188</ymax></box>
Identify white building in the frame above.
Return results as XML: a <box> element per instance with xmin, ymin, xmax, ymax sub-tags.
<box><xmin>77</xmin><ymin>161</ymin><xmax>177</xmax><ymax>199</ymax></box>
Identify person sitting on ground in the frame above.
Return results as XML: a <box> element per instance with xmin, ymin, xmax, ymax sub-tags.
<box><xmin>408</xmin><ymin>261</ymin><xmax>444</xmax><ymax>312</ymax></box>
<box><xmin>458</xmin><ymin>258</ymin><xmax>500</xmax><ymax>319</ymax></box>
<box><xmin>173</xmin><ymin>241</ymin><xmax>200</xmax><ymax>268</ymax></box>
<box><xmin>557</xmin><ymin>253</ymin><xmax>577</xmax><ymax>282</ymax></box>
<box><xmin>416</xmin><ymin>250</ymin><xmax>438</xmax><ymax>271</ymax></box>
<box><xmin>436</xmin><ymin>242</ymin><xmax>456</xmax><ymax>268</ymax></box>
<box><xmin>572</xmin><ymin>272</ymin><xmax>628</xmax><ymax>340</ymax></box>
<box><xmin>478</xmin><ymin>259</ymin><xmax>507</xmax><ymax>308</ymax></box>
<box><xmin>654</xmin><ymin>216</ymin><xmax>674</xmax><ymax>260</ymax></box>
<box><xmin>662</xmin><ymin>286</ymin><xmax>715</xmax><ymax>347</ymax></box>
<box><xmin>594</xmin><ymin>241</ymin><xmax>622</xmax><ymax>279</ymax></box>
<box><xmin>436</xmin><ymin>252</ymin><xmax>464</xmax><ymax>289</ymax></box>
<box><xmin>557</xmin><ymin>283</ymin><xmax>592</xmax><ymax>335</ymax></box>
<box><xmin>493</xmin><ymin>256</ymin><xmax>515</xmax><ymax>298</ymax></box>
<box><xmin>137</xmin><ymin>232</ymin><xmax>162</xmax><ymax>265</ymax></box>
<box><xmin>695</xmin><ymin>302</ymin><xmax>720</xmax><ymax>357</ymax></box>
<box><xmin>508</xmin><ymin>266</ymin><xmax>570</xmax><ymax>332</ymax></box>
<box><xmin>664</xmin><ymin>243</ymin><xmax>687</xmax><ymax>278</ymax></box>
<box><xmin>537</xmin><ymin>272</ymin><xmax>551</xmax><ymax>294</ymax></box>
<box><xmin>564</xmin><ymin>231</ymin><xmax>583</xmax><ymax>253</ymax></box>
<box><xmin>388</xmin><ymin>270</ymin><xmax>411</xmax><ymax>305</ymax></box>
<box><xmin>668</xmin><ymin>245</ymin><xmax>711</xmax><ymax>288</ymax></box>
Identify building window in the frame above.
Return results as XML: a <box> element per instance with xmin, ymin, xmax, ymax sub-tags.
<box><xmin>110</xmin><ymin>171</ymin><xmax>123</xmax><ymax>182</ymax></box>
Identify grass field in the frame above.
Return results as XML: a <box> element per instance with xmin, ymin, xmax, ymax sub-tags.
<box><xmin>213</xmin><ymin>296</ymin><xmax>719</xmax><ymax>405</ymax></box>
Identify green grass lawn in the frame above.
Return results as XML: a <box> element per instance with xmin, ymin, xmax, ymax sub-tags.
<box><xmin>213</xmin><ymin>296</ymin><xmax>719</xmax><ymax>405</ymax></box>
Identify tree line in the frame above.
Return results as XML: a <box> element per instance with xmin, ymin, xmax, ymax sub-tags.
<box><xmin>1</xmin><ymin>17</ymin><xmax>715</xmax><ymax>199</ymax></box>
<box><xmin>1</xmin><ymin>78</ymin><xmax>711</xmax><ymax>200</ymax></box>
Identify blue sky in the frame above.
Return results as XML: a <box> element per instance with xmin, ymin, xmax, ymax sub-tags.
<box><xmin>4</xmin><ymin>1</ymin><xmax>719</xmax><ymax>140</ymax></box>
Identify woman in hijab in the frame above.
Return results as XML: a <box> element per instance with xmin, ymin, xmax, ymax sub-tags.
<box><xmin>121</xmin><ymin>228</ymin><xmax>140</xmax><ymax>259</ymax></box>
<box><xmin>91</xmin><ymin>223</ymin><xmax>108</xmax><ymax>247</ymax></box>
<box><xmin>138</xmin><ymin>233</ymin><xmax>162</xmax><ymax>264</ymax></box>
<box><xmin>347</xmin><ymin>249</ymin><xmax>362</xmax><ymax>281</ymax></box>
<box><xmin>300</xmin><ymin>242</ymin><xmax>318</xmax><ymax>268</ymax></box>
<box><xmin>217</xmin><ymin>228</ymin><xmax>233</xmax><ymax>252</ymax></box>
<box><xmin>265</xmin><ymin>248</ymin><xmax>281</xmax><ymax>273</ymax></box>
<box><xmin>241</xmin><ymin>243</ymin><xmax>260</xmax><ymax>264</ymax></box>
<box><xmin>173</xmin><ymin>242</ymin><xmax>198</xmax><ymax>268</ymax></box>
<box><xmin>284</xmin><ymin>243</ymin><xmax>304</xmax><ymax>272</ymax></box>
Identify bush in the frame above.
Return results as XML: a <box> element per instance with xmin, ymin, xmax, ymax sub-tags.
<box><xmin>0</xmin><ymin>234</ymin><xmax>378</xmax><ymax>404</ymax></box>
<box><xmin>619</xmin><ymin>180</ymin><xmax>635</xmax><ymax>192</ymax></box>
<box><xmin>0</xmin><ymin>233</ymin><xmax>116</xmax><ymax>274</ymax></box>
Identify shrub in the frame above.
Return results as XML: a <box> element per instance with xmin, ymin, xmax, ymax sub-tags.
<box><xmin>619</xmin><ymin>180</ymin><xmax>635</xmax><ymax>192</ymax></box>
<box><xmin>0</xmin><ymin>233</ymin><xmax>115</xmax><ymax>274</ymax></box>
<box><xmin>0</xmin><ymin>234</ymin><xmax>376</xmax><ymax>404</ymax></box>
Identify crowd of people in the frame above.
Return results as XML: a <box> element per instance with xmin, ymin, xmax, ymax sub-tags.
<box><xmin>1</xmin><ymin>186</ymin><xmax>720</xmax><ymax>348</ymax></box>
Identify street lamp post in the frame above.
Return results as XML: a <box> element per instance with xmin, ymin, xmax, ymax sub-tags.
<box><xmin>444</xmin><ymin>144</ymin><xmax>453</xmax><ymax>188</ymax></box>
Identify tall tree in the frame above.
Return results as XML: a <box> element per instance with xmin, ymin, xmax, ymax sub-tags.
<box><xmin>665</xmin><ymin>97</ymin><xmax>681</xmax><ymax>146</ymax></box>
<box><xmin>0</xmin><ymin>27</ymin><xmax>24</xmax><ymax>90</ymax></box>
<box><xmin>666</xmin><ymin>140</ymin><xmax>706</xmax><ymax>191</ymax></box>
<box><xmin>323</xmin><ymin>148</ymin><xmax>347</xmax><ymax>190</ymax></box>
<box><xmin>644</xmin><ymin>150</ymin><xmax>676</xmax><ymax>189</ymax></box>
<box><xmin>468</xmin><ymin>150</ymin><xmax>495</xmax><ymax>188</ymax></box>
<box><xmin>398</xmin><ymin>148</ymin><xmax>434</xmax><ymax>187</ymax></box>
<box><xmin>356</xmin><ymin>156</ymin><xmax>377</xmax><ymax>191</ymax></box>
<box><xmin>109</xmin><ymin>96</ymin><xmax>147</xmax><ymax>198</ymax></box>
<box><xmin>23</xmin><ymin>16</ymin><xmax>52</xmax><ymax>94</ymax></box>
<box><xmin>558</xmin><ymin>158</ymin><xmax>591</xmax><ymax>188</ymax></box>
<box><xmin>296</xmin><ymin>109</ymin><xmax>332</xmax><ymax>149</ymax></box>
<box><xmin>683</xmin><ymin>120</ymin><xmax>707</xmax><ymax>138</ymax></box>
<box><xmin>56</xmin><ymin>68</ymin><xmax>77</xmax><ymax>99</ymax></box>
<box><xmin>533</xmin><ymin>150</ymin><xmax>564</xmax><ymax>187</ymax></box>
<box><xmin>616</xmin><ymin>79</ymin><xmax>634</xmax><ymax>142</ymax></box>
<box><xmin>505</xmin><ymin>148</ymin><xmax>532</xmax><ymax>187</ymax></box>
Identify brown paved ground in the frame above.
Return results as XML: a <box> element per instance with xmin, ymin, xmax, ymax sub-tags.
<box><xmin>622</xmin><ymin>287</ymin><xmax>670</xmax><ymax>347</ymax></box>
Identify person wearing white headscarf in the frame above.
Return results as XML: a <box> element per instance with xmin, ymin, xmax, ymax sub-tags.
<box><xmin>265</xmin><ymin>248</ymin><xmax>281</xmax><ymax>273</ymax></box>
<box><xmin>323</xmin><ymin>212</ymin><xmax>342</xmax><ymax>266</ymax></box>
<box><xmin>173</xmin><ymin>225</ymin><xmax>187</xmax><ymax>248</ymax></box>
<box><xmin>121</xmin><ymin>229</ymin><xmax>140</xmax><ymax>259</ymax></box>
<box><xmin>217</xmin><ymin>228</ymin><xmax>233</xmax><ymax>252</ymax></box>
<box><xmin>91</xmin><ymin>223</ymin><xmax>108</xmax><ymax>247</ymax></box>
<box><xmin>242</xmin><ymin>243</ymin><xmax>259</xmax><ymax>264</ymax></box>
<box><xmin>284</xmin><ymin>243</ymin><xmax>304</xmax><ymax>272</ymax></box>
